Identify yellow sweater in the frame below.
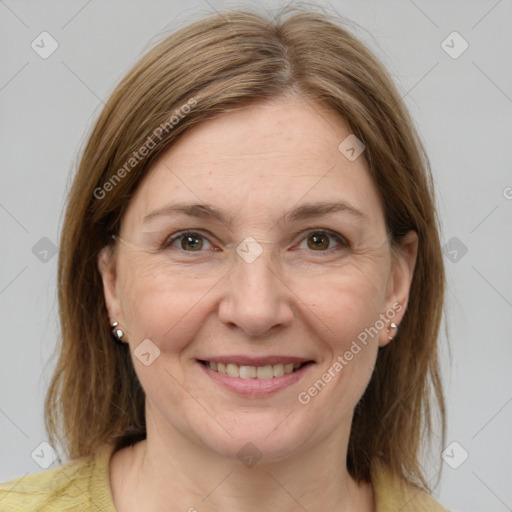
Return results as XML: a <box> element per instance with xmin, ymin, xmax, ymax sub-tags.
<box><xmin>0</xmin><ymin>443</ymin><xmax>450</xmax><ymax>511</ymax></box>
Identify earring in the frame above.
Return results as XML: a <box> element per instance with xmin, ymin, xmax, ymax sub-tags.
<box><xmin>387</xmin><ymin>322</ymin><xmax>398</xmax><ymax>341</ymax></box>
<box><xmin>110</xmin><ymin>321</ymin><xmax>124</xmax><ymax>343</ymax></box>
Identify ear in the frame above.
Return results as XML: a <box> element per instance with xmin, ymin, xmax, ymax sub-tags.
<box><xmin>97</xmin><ymin>244</ymin><xmax>125</xmax><ymax>333</ymax></box>
<box><xmin>378</xmin><ymin>230</ymin><xmax>418</xmax><ymax>347</ymax></box>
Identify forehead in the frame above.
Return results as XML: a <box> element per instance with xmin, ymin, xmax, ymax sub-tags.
<box><xmin>124</xmin><ymin>95</ymin><xmax>386</xmax><ymax>230</ymax></box>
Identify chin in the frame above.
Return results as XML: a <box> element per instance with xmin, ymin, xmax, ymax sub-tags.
<box><xmin>190</xmin><ymin>412</ymin><xmax>317</xmax><ymax>466</ymax></box>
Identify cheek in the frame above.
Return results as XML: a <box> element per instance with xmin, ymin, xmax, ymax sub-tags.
<box><xmin>292</xmin><ymin>280</ymin><xmax>384</xmax><ymax>427</ymax></box>
<box><xmin>291</xmin><ymin>262</ymin><xmax>387</xmax><ymax>403</ymax></box>
<box><xmin>294</xmin><ymin>261</ymin><xmax>389</xmax><ymax>345</ymax></box>
<box><xmin>294</xmin><ymin>271</ymin><xmax>385</xmax><ymax>417</ymax></box>
<box><xmin>116</xmin><ymin>256</ymin><xmax>217</xmax><ymax>353</ymax></box>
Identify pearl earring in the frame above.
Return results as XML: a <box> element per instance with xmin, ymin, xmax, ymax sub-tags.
<box><xmin>387</xmin><ymin>322</ymin><xmax>398</xmax><ymax>341</ymax></box>
<box><xmin>110</xmin><ymin>321</ymin><xmax>124</xmax><ymax>342</ymax></box>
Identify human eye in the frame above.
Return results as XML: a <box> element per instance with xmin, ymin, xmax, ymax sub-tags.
<box><xmin>161</xmin><ymin>230</ymin><xmax>219</xmax><ymax>252</ymax></box>
<box><xmin>294</xmin><ymin>229</ymin><xmax>349</xmax><ymax>253</ymax></box>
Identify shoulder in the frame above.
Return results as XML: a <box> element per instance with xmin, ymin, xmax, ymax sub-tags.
<box><xmin>371</xmin><ymin>458</ymin><xmax>452</xmax><ymax>511</ymax></box>
<box><xmin>0</xmin><ymin>443</ymin><xmax>116</xmax><ymax>512</ymax></box>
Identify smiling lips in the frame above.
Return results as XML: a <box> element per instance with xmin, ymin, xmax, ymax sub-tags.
<box><xmin>197</xmin><ymin>356</ymin><xmax>314</xmax><ymax>380</ymax></box>
<box><xmin>197</xmin><ymin>357</ymin><xmax>315</xmax><ymax>396</ymax></box>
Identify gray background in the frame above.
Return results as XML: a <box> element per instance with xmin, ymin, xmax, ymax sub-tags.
<box><xmin>1</xmin><ymin>0</ymin><xmax>511</xmax><ymax>510</ymax></box>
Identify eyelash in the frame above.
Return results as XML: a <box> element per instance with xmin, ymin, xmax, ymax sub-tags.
<box><xmin>161</xmin><ymin>229</ymin><xmax>349</xmax><ymax>253</ymax></box>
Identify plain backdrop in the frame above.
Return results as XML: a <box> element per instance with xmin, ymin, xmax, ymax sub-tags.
<box><xmin>1</xmin><ymin>1</ymin><xmax>511</xmax><ymax>510</ymax></box>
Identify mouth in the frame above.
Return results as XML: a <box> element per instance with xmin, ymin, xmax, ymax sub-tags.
<box><xmin>197</xmin><ymin>359</ymin><xmax>314</xmax><ymax>379</ymax></box>
<box><xmin>196</xmin><ymin>357</ymin><xmax>315</xmax><ymax>396</ymax></box>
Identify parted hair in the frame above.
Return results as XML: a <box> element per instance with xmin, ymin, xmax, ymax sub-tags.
<box><xmin>45</xmin><ymin>6</ymin><xmax>446</xmax><ymax>492</ymax></box>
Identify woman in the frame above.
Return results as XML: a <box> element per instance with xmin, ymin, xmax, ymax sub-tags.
<box><xmin>0</xmin><ymin>7</ymin><xmax>450</xmax><ymax>511</ymax></box>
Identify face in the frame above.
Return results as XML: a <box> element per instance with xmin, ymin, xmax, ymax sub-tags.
<box><xmin>99</xmin><ymin>94</ymin><xmax>417</xmax><ymax>464</ymax></box>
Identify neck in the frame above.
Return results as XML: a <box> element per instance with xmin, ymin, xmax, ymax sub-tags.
<box><xmin>111</xmin><ymin>412</ymin><xmax>374</xmax><ymax>512</ymax></box>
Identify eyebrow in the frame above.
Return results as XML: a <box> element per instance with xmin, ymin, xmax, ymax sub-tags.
<box><xmin>142</xmin><ymin>201</ymin><xmax>369</xmax><ymax>225</ymax></box>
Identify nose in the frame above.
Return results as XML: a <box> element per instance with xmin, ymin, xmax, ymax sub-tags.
<box><xmin>218</xmin><ymin>245</ymin><xmax>294</xmax><ymax>337</ymax></box>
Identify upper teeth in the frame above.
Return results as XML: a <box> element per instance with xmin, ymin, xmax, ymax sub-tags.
<box><xmin>206</xmin><ymin>361</ymin><xmax>302</xmax><ymax>379</ymax></box>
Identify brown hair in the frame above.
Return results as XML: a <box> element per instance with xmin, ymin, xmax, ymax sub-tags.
<box><xmin>45</xmin><ymin>6</ymin><xmax>446</xmax><ymax>492</ymax></box>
